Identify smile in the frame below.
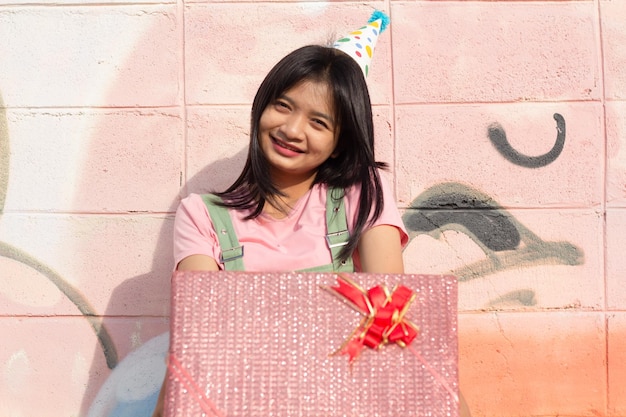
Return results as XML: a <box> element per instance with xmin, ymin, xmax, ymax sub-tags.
<box><xmin>272</xmin><ymin>136</ymin><xmax>304</xmax><ymax>154</ymax></box>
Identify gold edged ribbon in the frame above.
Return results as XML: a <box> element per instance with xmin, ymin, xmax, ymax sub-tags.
<box><xmin>324</xmin><ymin>274</ymin><xmax>459</xmax><ymax>404</ymax></box>
<box><xmin>323</xmin><ymin>274</ymin><xmax>419</xmax><ymax>363</ymax></box>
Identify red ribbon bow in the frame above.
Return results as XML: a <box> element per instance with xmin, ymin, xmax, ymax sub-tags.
<box><xmin>326</xmin><ymin>275</ymin><xmax>419</xmax><ymax>363</ymax></box>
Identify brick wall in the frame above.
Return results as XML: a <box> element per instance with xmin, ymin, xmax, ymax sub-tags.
<box><xmin>1</xmin><ymin>1</ymin><xmax>624</xmax><ymax>416</ymax></box>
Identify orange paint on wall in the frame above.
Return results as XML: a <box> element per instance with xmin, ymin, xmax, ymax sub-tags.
<box><xmin>459</xmin><ymin>312</ymin><xmax>607</xmax><ymax>417</ymax></box>
<box><xmin>608</xmin><ymin>314</ymin><xmax>626</xmax><ymax>416</ymax></box>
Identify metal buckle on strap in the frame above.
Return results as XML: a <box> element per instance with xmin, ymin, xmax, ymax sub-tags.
<box><xmin>220</xmin><ymin>246</ymin><xmax>244</xmax><ymax>263</ymax></box>
<box><xmin>325</xmin><ymin>230</ymin><xmax>350</xmax><ymax>248</ymax></box>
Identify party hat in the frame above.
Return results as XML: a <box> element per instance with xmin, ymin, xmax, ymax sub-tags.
<box><xmin>333</xmin><ymin>10</ymin><xmax>390</xmax><ymax>77</ymax></box>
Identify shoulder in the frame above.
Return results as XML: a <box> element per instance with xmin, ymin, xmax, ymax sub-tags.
<box><xmin>344</xmin><ymin>170</ymin><xmax>409</xmax><ymax>246</ymax></box>
<box><xmin>173</xmin><ymin>193</ymin><xmax>222</xmax><ymax>268</ymax></box>
<box><xmin>175</xmin><ymin>193</ymin><xmax>221</xmax><ymax>233</ymax></box>
<box><xmin>177</xmin><ymin>193</ymin><xmax>210</xmax><ymax>218</ymax></box>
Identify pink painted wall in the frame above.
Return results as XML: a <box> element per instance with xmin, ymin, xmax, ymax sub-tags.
<box><xmin>0</xmin><ymin>1</ymin><xmax>624</xmax><ymax>416</ymax></box>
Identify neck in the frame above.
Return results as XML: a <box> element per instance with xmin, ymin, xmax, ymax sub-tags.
<box><xmin>271</xmin><ymin>169</ymin><xmax>317</xmax><ymax>199</ymax></box>
<box><xmin>265</xmin><ymin>170</ymin><xmax>317</xmax><ymax>217</ymax></box>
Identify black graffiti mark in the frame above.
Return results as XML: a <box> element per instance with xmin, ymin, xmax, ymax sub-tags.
<box><xmin>403</xmin><ymin>182</ymin><xmax>584</xmax><ymax>285</ymax></box>
<box><xmin>0</xmin><ymin>91</ymin><xmax>118</xmax><ymax>369</ymax></box>
<box><xmin>404</xmin><ymin>188</ymin><xmax>520</xmax><ymax>252</ymax></box>
<box><xmin>0</xmin><ymin>241</ymin><xmax>119</xmax><ymax>369</ymax></box>
<box><xmin>488</xmin><ymin>113</ymin><xmax>566</xmax><ymax>168</ymax></box>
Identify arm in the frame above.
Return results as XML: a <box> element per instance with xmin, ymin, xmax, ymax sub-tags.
<box><xmin>357</xmin><ymin>224</ymin><xmax>404</xmax><ymax>273</ymax></box>
<box><xmin>177</xmin><ymin>254</ymin><xmax>220</xmax><ymax>271</ymax></box>
<box><xmin>346</xmin><ymin>171</ymin><xmax>407</xmax><ymax>273</ymax></box>
<box><xmin>173</xmin><ymin>194</ymin><xmax>223</xmax><ymax>270</ymax></box>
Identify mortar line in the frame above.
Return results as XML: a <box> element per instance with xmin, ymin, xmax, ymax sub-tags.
<box><xmin>594</xmin><ymin>0</ymin><xmax>610</xmax><ymax>413</ymax></box>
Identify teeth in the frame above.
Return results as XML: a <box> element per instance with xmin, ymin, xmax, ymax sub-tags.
<box><xmin>275</xmin><ymin>137</ymin><xmax>301</xmax><ymax>152</ymax></box>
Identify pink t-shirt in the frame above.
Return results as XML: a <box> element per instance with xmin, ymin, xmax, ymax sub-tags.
<box><xmin>173</xmin><ymin>177</ymin><xmax>408</xmax><ymax>272</ymax></box>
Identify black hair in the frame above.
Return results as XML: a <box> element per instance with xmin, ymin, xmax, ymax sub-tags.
<box><xmin>216</xmin><ymin>44</ymin><xmax>388</xmax><ymax>262</ymax></box>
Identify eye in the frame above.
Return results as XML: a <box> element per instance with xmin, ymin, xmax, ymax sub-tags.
<box><xmin>274</xmin><ymin>100</ymin><xmax>291</xmax><ymax>112</ymax></box>
<box><xmin>312</xmin><ymin>118</ymin><xmax>330</xmax><ymax>130</ymax></box>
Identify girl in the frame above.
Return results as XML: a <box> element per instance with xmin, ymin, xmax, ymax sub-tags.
<box><xmin>152</xmin><ymin>41</ymin><xmax>409</xmax><ymax>417</ymax></box>
<box><xmin>174</xmin><ymin>44</ymin><xmax>408</xmax><ymax>274</ymax></box>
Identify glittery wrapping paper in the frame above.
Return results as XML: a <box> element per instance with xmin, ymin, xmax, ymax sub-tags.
<box><xmin>165</xmin><ymin>272</ymin><xmax>458</xmax><ymax>417</ymax></box>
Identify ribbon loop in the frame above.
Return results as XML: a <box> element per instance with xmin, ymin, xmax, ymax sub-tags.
<box><xmin>326</xmin><ymin>275</ymin><xmax>419</xmax><ymax>362</ymax></box>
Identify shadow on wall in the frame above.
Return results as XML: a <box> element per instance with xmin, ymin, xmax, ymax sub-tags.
<box><xmin>0</xmin><ymin>93</ymin><xmax>126</xmax><ymax>415</ymax></box>
<box><xmin>0</xmin><ymin>90</ymin><xmax>245</xmax><ymax>415</ymax></box>
<box><xmin>81</xmin><ymin>148</ymin><xmax>247</xmax><ymax>417</ymax></box>
<box><xmin>0</xmin><ymin>14</ymin><xmax>253</xmax><ymax>414</ymax></box>
<box><xmin>2</xmin><ymin>91</ymin><xmax>149</xmax><ymax>417</ymax></box>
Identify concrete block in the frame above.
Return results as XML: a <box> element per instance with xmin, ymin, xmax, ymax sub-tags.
<box><xmin>185</xmin><ymin>106</ymin><xmax>250</xmax><ymax>194</ymax></box>
<box><xmin>607</xmin><ymin>208</ymin><xmax>626</xmax><ymax>310</ymax></box>
<box><xmin>391</xmin><ymin>2</ymin><xmax>600</xmax><ymax>103</ymax></box>
<box><xmin>0</xmin><ymin>214</ymin><xmax>173</xmax><ymax>316</ymax></box>
<box><xmin>3</xmin><ymin>0</ymin><xmax>170</xmax><ymax>4</ymax></box>
<box><xmin>184</xmin><ymin>2</ymin><xmax>391</xmax><ymax>106</ymax></box>
<box><xmin>395</xmin><ymin>102</ymin><xmax>603</xmax><ymax>208</ymax></box>
<box><xmin>601</xmin><ymin>0</ymin><xmax>626</xmax><ymax>100</ymax></box>
<box><xmin>607</xmin><ymin>100</ymin><xmax>626</xmax><ymax>206</ymax></box>
<box><xmin>0</xmin><ymin>316</ymin><xmax>167</xmax><ymax>417</ymax></box>
<box><xmin>2</xmin><ymin>108</ymin><xmax>183</xmax><ymax>213</ymax></box>
<box><xmin>0</xmin><ymin>316</ymin><xmax>113</xmax><ymax>417</ymax></box>
<box><xmin>0</xmin><ymin>5</ymin><xmax>179</xmax><ymax>107</ymax></box>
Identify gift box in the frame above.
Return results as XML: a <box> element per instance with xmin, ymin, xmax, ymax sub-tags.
<box><xmin>165</xmin><ymin>271</ymin><xmax>458</xmax><ymax>417</ymax></box>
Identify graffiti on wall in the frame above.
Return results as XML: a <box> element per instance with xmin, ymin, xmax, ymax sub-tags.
<box><xmin>402</xmin><ymin>113</ymin><xmax>584</xmax><ymax>307</ymax></box>
<box><xmin>402</xmin><ymin>181</ymin><xmax>584</xmax><ymax>282</ymax></box>
<box><xmin>488</xmin><ymin>113</ymin><xmax>566</xmax><ymax>168</ymax></box>
<box><xmin>0</xmin><ymin>100</ymin><xmax>586</xmax><ymax>416</ymax></box>
<box><xmin>0</xmin><ymin>93</ymin><xmax>119</xmax><ymax>369</ymax></box>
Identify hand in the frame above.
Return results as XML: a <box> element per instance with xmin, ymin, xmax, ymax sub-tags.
<box><xmin>151</xmin><ymin>376</ymin><xmax>167</xmax><ymax>417</ymax></box>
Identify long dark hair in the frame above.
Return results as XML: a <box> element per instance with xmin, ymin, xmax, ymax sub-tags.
<box><xmin>216</xmin><ymin>45</ymin><xmax>388</xmax><ymax>262</ymax></box>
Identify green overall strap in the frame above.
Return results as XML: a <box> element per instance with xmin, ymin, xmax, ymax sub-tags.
<box><xmin>325</xmin><ymin>187</ymin><xmax>354</xmax><ymax>272</ymax></box>
<box><xmin>201</xmin><ymin>194</ymin><xmax>245</xmax><ymax>271</ymax></box>
<box><xmin>202</xmin><ymin>188</ymin><xmax>353</xmax><ymax>272</ymax></box>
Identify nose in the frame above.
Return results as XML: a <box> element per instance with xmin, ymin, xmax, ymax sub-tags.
<box><xmin>280</xmin><ymin>113</ymin><xmax>306</xmax><ymax>140</ymax></box>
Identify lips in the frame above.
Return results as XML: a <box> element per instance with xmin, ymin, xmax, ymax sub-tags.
<box><xmin>271</xmin><ymin>136</ymin><xmax>304</xmax><ymax>153</ymax></box>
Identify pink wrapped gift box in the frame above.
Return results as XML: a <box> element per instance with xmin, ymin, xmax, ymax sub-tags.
<box><xmin>165</xmin><ymin>272</ymin><xmax>458</xmax><ymax>417</ymax></box>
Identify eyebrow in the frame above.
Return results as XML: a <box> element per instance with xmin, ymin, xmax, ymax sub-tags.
<box><xmin>279</xmin><ymin>93</ymin><xmax>335</xmax><ymax>126</ymax></box>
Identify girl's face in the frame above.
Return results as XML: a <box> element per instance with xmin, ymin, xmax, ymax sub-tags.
<box><xmin>259</xmin><ymin>79</ymin><xmax>339</xmax><ymax>186</ymax></box>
